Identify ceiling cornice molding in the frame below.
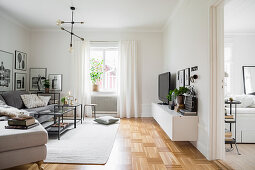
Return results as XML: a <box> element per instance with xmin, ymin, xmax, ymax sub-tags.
<box><xmin>0</xmin><ymin>9</ymin><xmax>31</xmax><ymax>31</ymax></box>
<box><xmin>161</xmin><ymin>0</ymin><xmax>185</xmax><ymax>32</ymax></box>
<box><xmin>208</xmin><ymin>0</ymin><xmax>224</xmax><ymax>7</ymax></box>
<box><xmin>225</xmin><ymin>32</ymin><xmax>255</xmax><ymax>36</ymax></box>
<box><xmin>31</xmin><ymin>27</ymin><xmax>163</xmax><ymax>33</ymax></box>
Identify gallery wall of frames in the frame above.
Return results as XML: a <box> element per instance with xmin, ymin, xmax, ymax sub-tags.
<box><xmin>0</xmin><ymin>50</ymin><xmax>62</xmax><ymax>92</ymax></box>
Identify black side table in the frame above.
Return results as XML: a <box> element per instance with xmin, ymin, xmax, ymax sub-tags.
<box><xmin>58</xmin><ymin>104</ymin><xmax>83</xmax><ymax>128</ymax></box>
<box><xmin>225</xmin><ymin>100</ymin><xmax>241</xmax><ymax>155</ymax></box>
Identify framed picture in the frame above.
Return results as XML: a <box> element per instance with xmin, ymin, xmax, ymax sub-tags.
<box><xmin>15</xmin><ymin>51</ymin><xmax>27</xmax><ymax>71</ymax></box>
<box><xmin>176</xmin><ymin>72</ymin><xmax>179</xmax><ymax>89</ymax></box>
<box><xmin>185</xmin><ymin>68</ymin><xmax>190</xmax><ymax>86</ymax></box>
<box><xmin>48</xmin><ymin>74</ymin><xmax>62</xmax><ymax>91</ymax></box>
<box><xmin>15</xmin><ymin>73</ymin><xmax>26</xmax><ymax>91</ymax></box>
<box><xmin>0</xmin><ymin>50</ymin><xmax>13</xmax><ymax>91</ymax></box>
<box><xmin>178</xmin><ymin>70</ymin><xmax>185</xmax><ymax>87</ymax></box>
<box><xmin>29</xmin><ymin>68</ymin><xmax>47</xmax><ymax>91</ymax></box>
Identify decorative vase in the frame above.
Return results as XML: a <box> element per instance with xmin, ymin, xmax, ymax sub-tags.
<box><xmin>93</xmin><ymin>84</ymin><xmax>98</xmax><ymax>92</ymax></box>
<box><xmin>45</xmin><ymin>88</ymin><xmax>49</xmax><ymax>93</ymax></box>
<box><xmin>176</xmin><ymin>95</ymin><xmax>184</xmax><ymax>105</ymax></box>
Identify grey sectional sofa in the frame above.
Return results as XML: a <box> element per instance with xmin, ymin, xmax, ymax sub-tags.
<box><xmin>0</xmin><ymin>121</ymin><xmax>47</xmax><ymax>170</ymax></box>
<box><xmin>0</xmin><ymin>91</ymin><xmax>55</xmax><ymax>123</ymax></box>
<box><xmin>0</xmin><ymin>91</ymin><xmax>52</xmax><ymax>169</ymax></box>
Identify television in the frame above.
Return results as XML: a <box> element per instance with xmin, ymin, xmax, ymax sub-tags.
<box><xmin>158</xmin><ymin>72</ymin><xmax>171</xmax><ymax>104</ymax></box>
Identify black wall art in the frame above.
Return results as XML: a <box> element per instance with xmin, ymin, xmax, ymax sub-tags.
<box><xmin>29</xmin><ymin>68</ymin><xmax>47</xmax><ymax>91</ymax></box>
<box><xmin>0</xmin><ymin>50</ymin><xmax>13</xmax><ymax>91</ymax></box>
<box><xmin>15</xmin><ymin>50</ymin><xmax>27</xmax><ymax>71</ymax></box>
<box><xmin>15</xmin><ymin>73</ymin><xmax>26</xmax><ymax>91</ymax></box>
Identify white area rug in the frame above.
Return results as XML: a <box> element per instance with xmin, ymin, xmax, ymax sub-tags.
<box><xmin>44</xmin><ymin>119</ymin><xmax>119</xmax><ymax>164</ymax></box>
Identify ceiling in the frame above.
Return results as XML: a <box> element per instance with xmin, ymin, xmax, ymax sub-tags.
<box><xmin>0</xmin><ymin>0</ymin><xmax>179</xmax><ymax>31</ymax></box>
<box><xmin>225</xmin><ymin>0</ymin><xmax>255</xmax><ymax>33</ymax></box>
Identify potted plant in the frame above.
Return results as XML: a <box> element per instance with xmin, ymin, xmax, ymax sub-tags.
<box><xmin>61</xmin><ymin>97</ymin><xmax>66</xmax><ymax>105</ymax></box>
<box><xmin>167</xmin><ymin>87</ymin><xmax>189</xmax><ymax>105</ymax></box>
<box><xmin>44</xmin><ymin>79</ymin><xmax>50</xmax><ymax>93</ymax></box>
<box><xmin>90</xmin><ymin>58</ymin><xmax>103</xmax><ymax>91</ymax></box>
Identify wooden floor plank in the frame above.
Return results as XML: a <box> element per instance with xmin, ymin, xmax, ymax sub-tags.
<box><xmin>6</xmin><ymin>118</ymin><xmax>221</xmax><ymax>170</ymax></box>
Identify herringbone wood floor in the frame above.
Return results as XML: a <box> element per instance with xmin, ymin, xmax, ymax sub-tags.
<box><xmin>8</xmin><ymin>118</ymin><xmax>223</xmax><ymax>170</ymax></box>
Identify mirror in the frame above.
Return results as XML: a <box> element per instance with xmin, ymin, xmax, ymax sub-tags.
<box><xmin>243</xmin><ymin>66</ymin><xmax>255</xmax><ymax>94</ymax></box>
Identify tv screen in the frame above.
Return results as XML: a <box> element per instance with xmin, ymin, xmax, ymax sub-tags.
<box><xmin>158</xmin><ymin>72</ymin><xmax>171</xmax><ymax>104</ymax></box>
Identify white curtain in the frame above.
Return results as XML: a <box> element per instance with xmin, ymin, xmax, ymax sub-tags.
<box><xmin>117</xmin><ymin>40</ymin><xmax>138</xmax><ymax>118</ymax></box>
<box><xmin>70</xmin><ymin>40</ymin><xmax>91</xmax><ymax>116</ymax></box>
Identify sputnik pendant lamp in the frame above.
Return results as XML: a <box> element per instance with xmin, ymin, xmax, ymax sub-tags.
<box><xmin>56</xmin><ymin>6</ymin><xmax>84</xmax><ymax>52</ymax></box>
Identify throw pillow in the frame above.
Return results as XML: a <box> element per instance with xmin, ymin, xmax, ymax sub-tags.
<box><xmin>0</xmin><ymin>104</ymin><xmax>29</xmax><ymax>118</ymax></box>
<box><xmin>21</xmin><ymin>94</ymin><xmax>45</xmax><ymax>108</ymax></box>
<box><xmin>94</xmin><ymin>116</ymin><xmax>119</xmax><ymax>125</ymax></box>
<box><xmin>225</xmin><ymin>95</ymin><xmax>255</xmax><ymax>108</ymax></box>
<box><xmin>38</xmin><ymin>96</ymin><xmax>51</xmax><ymax>106</ymax></box>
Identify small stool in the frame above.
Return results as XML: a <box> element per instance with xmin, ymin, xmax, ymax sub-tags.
<box><xmin>84</xmin><ymin>104</ymin><xmax>97</xmax><ymax>119</ymax></box>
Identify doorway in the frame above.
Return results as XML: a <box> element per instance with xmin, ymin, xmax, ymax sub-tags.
<box><xmin>223</xmin><ymin>0</ymin><xmax>255</xmax><ymax>169</ymax></box>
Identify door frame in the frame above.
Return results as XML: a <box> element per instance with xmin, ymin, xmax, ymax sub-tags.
<box><xmin>208</xmin><ymin>0</ymin><xmax>225</xmax><ymax>160</ymax></box>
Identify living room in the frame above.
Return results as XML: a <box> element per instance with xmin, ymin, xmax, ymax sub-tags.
<box><xmin>0</xmin><ymin>0</ymin><xmax>253</xmax><ymax>170</ymax></box>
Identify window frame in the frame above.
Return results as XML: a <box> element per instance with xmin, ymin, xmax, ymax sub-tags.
<box><xmin>90</xmin><ymin>47</ymin><xmax>119</xmax><ymax>92</ymax></box>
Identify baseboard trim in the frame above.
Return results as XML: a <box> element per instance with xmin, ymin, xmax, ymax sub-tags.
<box><xmin>191</xmin><ymin>123</ymin><xmax>209</xmax><ymax>159</ymax></box>
<box><xmin>140</xmin><ymin>104</ymin><xmax>152</xmax><ymax>117</ymax></box>
<box><xmin>213</xmin><ymin>160</ymin><xmax>234</xmax><ymax>170</ymax></box>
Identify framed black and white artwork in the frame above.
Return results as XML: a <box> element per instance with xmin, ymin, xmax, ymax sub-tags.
<box><xmin>176</xmin><ymin>72</ymin><xmax>179</xmax><ymax>89</ymax></box>
<box><xmin>15</xmin><ymin>51</ymin><xmax>27</xmax><ymax>71</ymax></box>
<box><xmin>48</xmin><ymin>74</ymin><xmax>62</xmax><ymax>91</ymax></box>
<box><xmin>29</xmin><ymin>68</ymin><xmax>47</xmax><ymax>91</ymax></box>
<box><xmin>15</xmin><ymin>73</ymin><xmax>26</xmax><ymax>91</ymax></box>
<box><xmin>0</xmin><ymin>50</ymin><xmax>13</xmax><ymax>91</ymax></box>
<box><xmin>178</xmin><ymin>70</ymin><xmax>185</xmax><ymax>87</ymax></box>
<box><xmin>185</xmin><ymin>68</ymin><xmax>190</xmax><ymax>86</ymax></box>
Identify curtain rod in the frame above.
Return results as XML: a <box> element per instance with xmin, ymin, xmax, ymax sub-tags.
<box><xmin>90</xmin><ymin>41</ymin><xmax>119</xmax><ymax>43</ymax></box>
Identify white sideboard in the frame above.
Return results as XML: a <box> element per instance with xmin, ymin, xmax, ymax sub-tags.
<box><xmin>152</xmin><ymin>103</ymin><xmax>198</xmax><ymax>141</ymax></box>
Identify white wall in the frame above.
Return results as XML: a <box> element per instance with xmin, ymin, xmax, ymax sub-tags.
<box><xmin>0</xmin><ymin>13</ymin><xmax>30</xmax><ymax>90</ymax></box>
<box><xmin>30</xmin><ymin>30</ymin><xmax>163</xmax><ymax>116</ymax></box>
<box><xmin>226</xmin><ymin>35</ymin><xmax>255</xmax><ymax>95</ymax></box>
<box><xmin>163</xmin><ymin>0</ymin><xmax>210</xmax><ymax>158</ymax></box>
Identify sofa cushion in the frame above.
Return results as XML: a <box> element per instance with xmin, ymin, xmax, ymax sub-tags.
<box><xmin>24</xmin><ymin>105</ymin><xmax>55</xmax><ymax>114</ymax></box>
<box><xmin>24</xmin><ymin>105</ymin><xmax>55</xmax><ymax>123</ymax></box>
<box><xmin>38</xmin><ymin>96</ymin><xmax>51</xmax><ymax>106</ymax></box>
<box><xmin>0</xmin><ymin>120</ymin><xmax>48</xmax><ymax>153</ymax></box>
<box><xmin>1</xmin><ymin>91</ymin><xmax>29</xmax><ymax>109</ymax></box>
<box><xmin>21</xmin><ymin>94</ymin><xmax>44</xmax><ymax>108</ymax></box>
<box><xmin>94</xmin><ymin>116</ymin><xmax>119</xmax><ymax>125</ymax></box>
<box><xmin>0</xmin><ymin>95</ymin><xmax>6</xmax><ymax>104</ymax></box>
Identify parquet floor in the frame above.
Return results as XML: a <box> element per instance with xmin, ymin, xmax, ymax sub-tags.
<box><xmin>8</xmin><ymin>118</ymin><xmax>222</xmax><ymax>170</ymax></box>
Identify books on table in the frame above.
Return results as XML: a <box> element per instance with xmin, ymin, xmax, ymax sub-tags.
<box><xmin>5</xmin><ymin>123</ymin><xmax>39</xmax><ymax>129</ymax></box>
<box><xmin>5</xmin><ymin>117</ymin><xmax>39</xmax><ymax>130</ymax></box>
<box><xmin>8</xmin><ymin>117</ymin><xmax>35</xmax><ymax>126</ymax></box>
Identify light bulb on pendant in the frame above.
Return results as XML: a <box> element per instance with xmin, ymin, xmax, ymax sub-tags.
<box><xmin>69</xmin><ymin>44</ymin><xmax>73</xmax><ymax>53</ymax></box>
<box><xmin>56</xmin><ymin>19</ymin><xmax>63</xmax><ymax>26</ymax></box>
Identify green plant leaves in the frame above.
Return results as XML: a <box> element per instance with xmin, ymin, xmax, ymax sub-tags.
<box><xmin>166</xmin><ymin>87</ymin><xmax>190</xmax><ymax>101</ymax></box>
<box><xmin>90</xmin><ymin>58</ymin><xmax>104</xmax><ymax>84</ymax></box>
<box><xmin>44</xmin><ymin>79</ymin><xmax>50</xmax><ymax>88</ymax></box>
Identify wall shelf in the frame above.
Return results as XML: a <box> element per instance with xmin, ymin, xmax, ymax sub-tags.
<box><xmin>152</xmin><ymin>103</ymin><xmax>198</xmax><ymax>141</ymax></box>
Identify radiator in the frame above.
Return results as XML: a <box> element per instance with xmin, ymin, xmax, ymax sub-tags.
<box><xmin>91</xmin><ymin>94</ymin><xmax>117</xmax><ymax>114</ymax></box>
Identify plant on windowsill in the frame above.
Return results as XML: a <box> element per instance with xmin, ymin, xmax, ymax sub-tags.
<box><xmin>167</xmin><ymin>87</ymin><xmax>189</xmax><ymax>106</ymax></box>
<box><xmin>44</xmin><ymin>79</ymin><xmax>50</xmax><ymax>93</ymax></box>
<box><xmin>90</xmin><ymin>58</ymin><xmax>104</xmax><ymax>92</ymax></box>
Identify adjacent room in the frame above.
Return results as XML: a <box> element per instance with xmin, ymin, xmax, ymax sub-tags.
<box><xmin>224</xmin><ymin>0</ymin><xmax>255</xmax><ymax>169</ymax></box>
<box><xmin>0</xmin><ymin>0</ymin><xmax>254</xmax><ymax>170</ymax></box>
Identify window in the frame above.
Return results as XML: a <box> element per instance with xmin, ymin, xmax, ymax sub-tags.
<box><xmin>224</xmin><ymin>45</ymin><xmax>233</xmax><ymax>96</ymax></box>
<box><xmin>90</xmin><ymin>44</ymin><xmax>119</xmax><ymax>92</ymax></box>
